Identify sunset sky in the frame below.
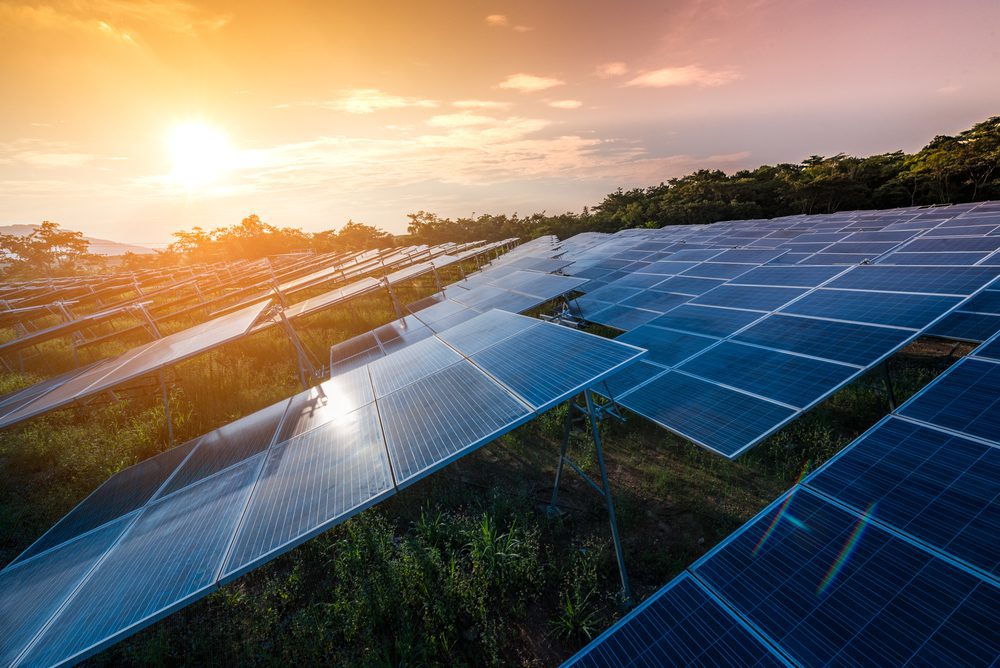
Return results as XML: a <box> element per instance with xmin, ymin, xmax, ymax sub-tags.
<box><xmin>1</xmin><ymin>0</ymin><xmax>998</xmax><ymax>246</ymax></box>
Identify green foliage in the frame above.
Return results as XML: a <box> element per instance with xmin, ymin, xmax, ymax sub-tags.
<box><xmin>401</xmin><ymin>115</ymin><xmax>1000</xmax><ymax>245</ymax></box>
<box><xmin>0</xmin><ymin>221</ymin><xmax>104</xmax><ymax>277</ymax></box>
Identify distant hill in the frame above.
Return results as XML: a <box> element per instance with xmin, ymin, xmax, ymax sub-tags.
<box><xmin>0</xmin><ymin>224</ymin><xmax>155</xmax><ymax>256</ymax></box>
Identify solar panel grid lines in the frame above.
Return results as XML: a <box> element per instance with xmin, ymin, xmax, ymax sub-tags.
<box><xmin>688</xmin><ymin>487</ymin><xmax>1000</xmax><ymax>667</ymax></box>
<box><xmin>802</xmin><ymin>416</ymin><xmax>1000</xmax><ymax>582</ymax></box>
<box><xmin>563</xmin><ymin>573</ymin><xmax>791</xmax><ymax>668</ymax></box>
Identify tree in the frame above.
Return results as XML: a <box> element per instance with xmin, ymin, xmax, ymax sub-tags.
<box><xmin>0</xmin><ymin>221</ymin><xmax>96</xmax><ymax>277</ymax></box>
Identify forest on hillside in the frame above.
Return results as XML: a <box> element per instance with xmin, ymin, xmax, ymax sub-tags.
<box><xmin>3</xmin><ymin>116</ymin><xmax>997</xmax><ymax>276</ymax></box>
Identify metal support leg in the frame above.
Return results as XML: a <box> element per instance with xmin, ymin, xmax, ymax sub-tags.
<box><xmin>585</xmin><ymin>389</ymin><xmax>633</xmax><ymax>606</ymax></box>
<box><xmin>158</xmin><ymin>372</ymin><xmax>174</xmax><ymax>446</ymax></box>
<box><xmin>882</xmin><ymin>360</ymin><xmax>897</xmax><ymax>411</ymax></box>
<box><xmin>548</xmin><ymin>401</ymin><xmax>576</xmax><ymax>513</ymax></box>
<box><xmin>432</xmin><ymin>266</ymin><xmax>444</xmax><ymax>297</ymax></box>
<box><xmin>277</xmin><ymin>308</ymin><xmax>317</xmax><ymax>389</ymax></box>
<box><xmin>384</xmin><ymin>279</ymin><xmax>403</xmax><ymax>320</ymax></box>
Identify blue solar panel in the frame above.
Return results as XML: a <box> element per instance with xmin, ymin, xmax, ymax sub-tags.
<box><xmin>640</xmin><ymin>260</ymin><xmax>700</xmax><ymax>275</ymax></box>
<box><xmin>822</xmin><ymin>241</ymin><xmax>899</xmax><ymax>254</ymax></box>
<box><xmin>377</xmin><ymin>361</ymin><xmax>531</xmax><ymax>486</ymax></box>
<box><xmin>735</xmin><ymin>314</ymin><xmax>912</xmax><ymax>366</ymax></box>
<box><xmin>692</xmin><ymin>285</ymin><xmax>806</xmax><ymax>312</ymax></box>
<box><xmin>587</xmin><ymin>304</ymin><xmax>661</xmax><ymax>331</ymax></box>
<box><xmin>222</xmin><ymin>404</ymin><xmax>393</xmax><ymax>580</ymax></box>
<box><xmin>470</xmin><ymin>323</ymin><xmax>642</xmax><ymax>410</ymax></box>
<box><xmin>565</xmin><ymin>574</ymin><xmax>787</xmax><ymax>668</ymax></box>
<box><xmin>895</xmin><ymin>251</ymin><xmax>995</xmax><ymax>266</ymax></box>
<box><xmin>927</xmin><ymin>311</ymin><xmax>1000</xmax><ymax>343</ymax></box>
<box><xmin>678</xmin><ymin>342</ymin><xmax>857</xmax><ymax>408</ymax></box>
<box><xmin>368</xmin><ymin>336</ymin><xmax>463</xmax><ymax>397</ymax></box>
<box><xmin>619</xmin><ymin>289</ymin><xmax>690</xmax><ymax>313</ymax></box>
<box><xmin>780</xmin><ymin>289</ymin><xmax>962</xmax><ymax>329</ymax></box>
<box><xmin>898</xmin><ymin>357</ymin><xmax>1000</xmax><ymax>444</ymax></box>
<box><xmin>730</xmin><ymin>265</ymin><xmax>844</xmax><ymax>287</ymax></box>
<box><xmin>649</xmin><ymin>305</ymin><xmax>762</xmax><ymax>338</ymax></box>
<box><xmin>652</xmin><ymin>275</ymin><xmax>728</xmax><ymax>296</ymax></box>
<box><xmin>618</xmin><ymin>371</ymin><xmax>795</xmax><ymax>458</ymax></box>
<box><xmin>10</xmin><ymin>438</ymin><xmax>198</xmax><ymax>565</ymax></box>
<box><xmin>680</xmin><ymin>262</ymin><xmax>754</xmax><ymax>279</ymax></box>
<box><xmin>612</xmin><ymin>272</ymin><xmax>669</xmax><ymax>289</ymax></box>
<box><xmin>22</xmin><ymin>460</ymin><xmax>260</xmax><ymax>667</ymax></box>
<box><xmin>580</xmin><ymin>284</ymin><xmax>643</xmax><ymax>304</ymax></box>
<box><xmin>826</xmin><ymin>265</ymin><xmax>1000</xmax><ymax>295</ymax></box>
<box><xmin>592</xmin><ymin>360</ymin><xmax>665</xmax><ymax>401</ymax></box>
<box><xmin>278</xmin><ymin>367</ymin><xmax>375</xmax><ymax>441</ymax></box>
<box><xmin>435</xmin><ymin>308</ymin><xmax>540</xmax><ymax>356</ymax></box>
<box><xmin>904</xmin><ymin>237</ymin><xmax>1000</xmax><ymax>253</ymax></box>
<box><xmin>666</xmin><ymin>249</ymin><xmax>722</xmax><ymax>262</ymax></box>
<box><xmin>807</xmin><ymin>416</ymin><xmax>1000</xmax><ymax>577</ymax></box>
<box><xmin>0</xmin><ymin>514</ymin><xmax>134</xmax><ymax>666</ymax></box>
<box><xmin>616</xmin><ymin>326</ymin><xmax>717</xmax><ymax>367</ymax></box>
<box><xmin>711</xmin><ymin>249</ymin><xmax>786</xmax><ymax>264</ymax></box>
<box><xmin>693</xmin><ymin>488</ymin><xmax>1000</xmax><ymax>667</ymax></box>
<box><xmin>159</xmin><ymin>399</ymin><xmax>286</xmax><ymax>497</ymax></box>
<box><xmin>796</xmin><ymin>252</ymin><xmax>872</xmax><ymax>265</ymax></box>
<box><xmin>978</xmin><ymin>333</ymin><xmax>1000</xmax><ymax>360</ymax></box>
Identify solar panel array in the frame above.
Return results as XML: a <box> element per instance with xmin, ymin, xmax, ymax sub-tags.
<box><xmin>0</xmin><ymin>241</ymin><xmax>511</xmax><ymax>431</ymax></box>
<box><xmin>0</xmin><ymin>310</ymin><xmax>644</xmax><ymax>667</ymax></box>
<box><xmin>329</xmin><ymin>265</ymin><xmax>585</xmax><ymax>372</ymax></box>
<box><xmin>566</xmin><ymin>328</ymin><xmax>1000</xmax><ymax>667</ymax></box>
<box><xmin>545</xmin><ymin>202</ymin><xmax>1000</xmax><ymax>458</ymax></box>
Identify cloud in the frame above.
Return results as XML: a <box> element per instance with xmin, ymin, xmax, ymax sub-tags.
<box><xmin>937</xmin><ymin>84</ymin><xmax>961</xmax><ymax>95</ymax></box>
<box><xmin>595</xmin><ymin>62</ymin><xmax>628</xmax><ymax>78</ymax></box>
<box><xmin>512</xmin><ymin>25</ymin><xmax>532</xmax><ymax>33</ymax></box>
<box><xmin>453</xmin><ymin>100</ymin><xmax>511</xmax><ymax>110</ymax></box>
<box><xmin>426</xmin><ymin>113</ymin><xmax>498</xmax><ymax>128</ymax></box>
<box><xmin>1</xmin><ymin>0</ymin><xmax>230</xmax><ymax>39</ymax></box>
<box><xmin>549</xmin><ymin>100</ymin><xmax>583</xmax><ymax>109</ymax></box>
<box><xmin>485</xmin><ymin>14</ymin><xmax>508</xmax><ymax>27</ymax></box>
<box><xmin>327</xmin><ymin>89</ymin><xmax>439</xmax><ymax>114</ymax></box>
<box><xmin>625</xmin><ymin>65</ymin><xmax>740</xmax><ymax>88</ymax></box>
<box><xmin>499</xmin><ymin>74</ymin><xmax>565</xmax><ymax>93</ymax></box>
<box><xmin>0</xmin><ymin>139</ymin><xmax>98</xmax><ymax>168</ymax></box>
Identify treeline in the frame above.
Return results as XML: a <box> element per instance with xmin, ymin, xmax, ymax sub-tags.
<box><xmin>403</xmin><ymin>115</ymin><xmax>999</xmax><ymax>244</ymax></box>
<box><xmin>6</xmin><ymin>116</ymin><xmax>997</xmax><ymax>276</ymax></box>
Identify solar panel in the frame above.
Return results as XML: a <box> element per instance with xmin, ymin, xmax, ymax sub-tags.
<box><xmin>4</xmin><ymin>310</ymin><xmax>645</xmax><ymax>665</ymax></box>
<box><xmin>565</xmin><ymin>574</ymin><xmax>786</xmax><ymax>668</ymax></box>
<box><xmin>808</xmin><ymin>416</ymin><xmax>999</xmax><ymax>576</ymax></box>
<box><xmin>649</xmin><ymin>305</ymin><xmax>762</xmax><ymax>338</ymax></box>
<box><xmin>734</xmin><ymin>314</ymin><xmax>911</xmax><ymax>366</ymax></box>
<box><xmin>780</xmin><ymin>289</ymin><xmax>963</xmax><ymax>329</ymax></box>
<box><xmin>677</xmin><ymin>342</ymin><xmax>857</xmax><ymax>408</ymax></box>
<box><xmin>222</xmin><ymin>404</ymin><xmax>393</xmax><ymax>579</ymax></box>
<box><xmin>825</xmin><ymin>265</ymin><xmax>999</xmax><ymax>295</ymax></box>
<box><xmin>897</xmin><ymin>357</ymin><xmax>1000</xmax><ymax>444</ymax></box>
<box><xmin>616</xmin><ymin>326</ymin><xmax>717</xmax><ymax>367</ymax></box>
<box><xmin>693</xmin><ymin>489</ymin><xmax>999</xmax><ymax>667</ymax></box>
<box><xmin>729</xmin><ymin>265</ymin><xmax>845</xmax><ymax>287</ymax></box>
<box><xmin>585</xmin><ymin>304</ymin><xmax>661</xmax><ymax>330</ymax></box>
<box><xmin>691</xmin><ymin>285</ymin><xmax>806</xmax><ymax>312</ymax></box>
<box><xmin>617</xmin><ymin>371</ymin><xmax>795</xmax><ymax>458</ymax></box>
<box><xmin>21</xmin><ymin>461</ymin><xmax>260</xmax><ymax>667</ymax></box>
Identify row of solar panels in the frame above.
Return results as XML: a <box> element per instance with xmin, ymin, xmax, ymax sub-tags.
<box><xmin>566</xmin><ymin>330</ymin><xmax>1000</xmax><ymax>666</ymax></box>
<box><xmin>0</xmin><ymin>310</ymin><xmax>645</xmax><ymax>667</ymax></box>
<box><xmin>0</xmin><ymin>242</ymin><xmax>512</xmax><ymax>431</ymax></box>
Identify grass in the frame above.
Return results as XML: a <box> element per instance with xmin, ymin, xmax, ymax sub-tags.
<box><xmin>0</xmin><ymin>271</ymin><xmax>973</xmax><ymax>665</ymax></box>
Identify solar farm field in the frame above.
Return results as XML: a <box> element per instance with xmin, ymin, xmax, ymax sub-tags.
<box><xmin>1</xmin><ymin>204</ymin><xmax>999</xmax><ymax>666</ymax></box>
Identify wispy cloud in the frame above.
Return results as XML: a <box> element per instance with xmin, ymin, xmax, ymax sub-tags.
<box><xmin>485</xmin><ymin>13</ymin><xmax>531</xmax><ymax>31</ymax></box>
<box><xmin>1</xmin><ymin>0</ymin><xmax>230</xmax><ymax>40</ymax></box>
<box><xmin>453</xmin><ymin>100</ymin><xmax>511</xmax><ymax>110</ymax></box>
<box><xmin>595</xmin><ymin>62</ymin><xmax>628</xmax><ymax>78</ymax></box>
<box><xmin>326</xmin><ymin>89</ymin><xmax>439</xmax><ymax>114</ymax></box>
<box><xmin>626</xmin><ymin>65</ymin><xmax>740</xmax><ymax>88</ymax></box>
<box><xmin>0</xmin><ymin>139</ymin><xmax>98</xmax><ymax>168</ymax></box>
<box><xmin>426</xmin><ymin>113</ymin><xmax>498</xmax><ymax>128</ymax></box>
<box><xmin>549</xmin><ymin>100</ymin><xmax>583</xmax><ymax>109</ymax></box>
<box><xmin>937</xmin><ymin>84</ymin><xmax>961</xmax><ymax>95</ymax></box>
<box><xmin>499</xmin><ymin>74</ymin><xmax>565</xmax><ymax>93</ymax></box>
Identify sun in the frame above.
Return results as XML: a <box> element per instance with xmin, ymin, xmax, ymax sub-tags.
<box><xmin>167</xmin><ymin>121</ymin><xmax>233</xmax><ymax>188</ymax></box>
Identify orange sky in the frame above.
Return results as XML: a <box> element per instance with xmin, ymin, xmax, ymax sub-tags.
<box><xmin>1</xmin><ymin>0</ymin><xmax>998</xmax><ymax>246</ymax></box>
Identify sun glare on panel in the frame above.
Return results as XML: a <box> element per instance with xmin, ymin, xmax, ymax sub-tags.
<box><xmin>167</xmin><ymin>121</ymin><xmax>233</xmax><ymax>188</ymax></box>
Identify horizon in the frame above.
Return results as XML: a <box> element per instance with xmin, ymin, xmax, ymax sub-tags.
<box><xmin>2</xmin><ymin>0</ymin><xmax>998</xmax><ymax>246</ymax></box>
